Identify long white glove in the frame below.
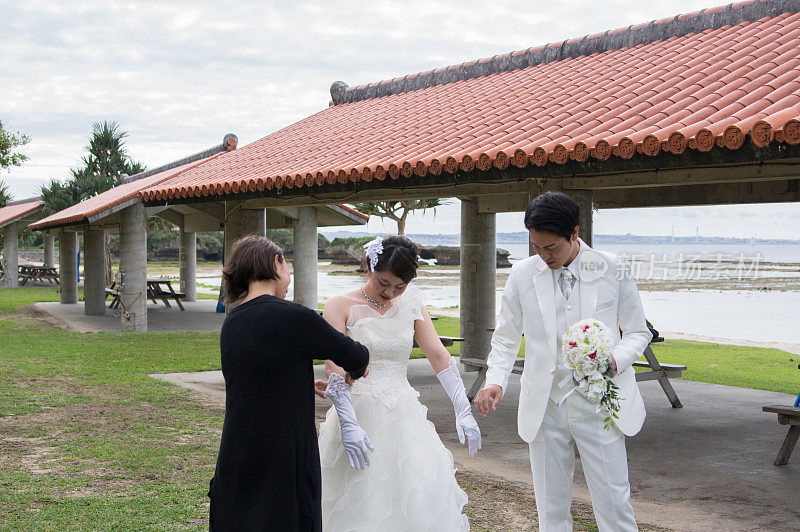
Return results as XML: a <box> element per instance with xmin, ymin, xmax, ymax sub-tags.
<box><xmin>326</xmin><ymin>373</ymin><xmax>374</xmax><ymax>470</ymax></box>
<box><xmin>437</xmin><ymin>357</ymin><xmax>482</xmax><ymax>455</ymax></box>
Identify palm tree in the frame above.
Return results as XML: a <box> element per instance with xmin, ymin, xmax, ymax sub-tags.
<box><xmin>81</xmin><ymin>121</ymin><xmax>146</xmax><ymax>194</ymax></box>
<box><xmin>39</xmin><ymin>178</ymin><xmax>83</xmax><ymax>215</ymax></box>
<box><xmin>353</xmin><ymin>199</ymin><xmax>449</xmax><ymax>236</ymax></box>
<box><xmin>0</xmin><ymin>179</ymin><xmax>10</xmax><ymax>207</ymax></box>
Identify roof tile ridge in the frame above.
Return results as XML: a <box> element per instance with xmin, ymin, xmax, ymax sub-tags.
<box><xmin>122</xmin><ymin>134</ymin><xmax>237</xmax><ymax>184</ymax></box>
<box><xmin>137</xmin><ymin>148</ymin><xmax>230</xmax><ymax>195</ymax></box>
<box><xmin>330</xmin><ymin>0</ymin><xmax>800</xmax><ymax>105</ymax></box>
<box><xmin>5</xmin><ymin>196</ymin><xmax>43</xmax><ymax>206</ymax></box>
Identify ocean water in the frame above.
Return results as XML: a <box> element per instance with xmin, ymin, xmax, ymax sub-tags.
<box><xmin>200</xmin><ymin>243</ymin><xmax>800</xmax><ymax>344</ymax></box>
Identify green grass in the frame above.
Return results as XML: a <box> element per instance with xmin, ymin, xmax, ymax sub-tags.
<box><xmin>648</xmin><ymin>339</ymin><xmax>798</xmax><ymax>395</ymax></box>
<box><xmin>0</xmin><ymin>287</ymin><xmax>221</xmax><ymax>529</ymax></box>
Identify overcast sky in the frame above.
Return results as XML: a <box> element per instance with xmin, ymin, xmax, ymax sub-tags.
<box><xmin>3</xmin><ymin>0</ymin><xmax>799</xmax><ymax>239</ymax></box>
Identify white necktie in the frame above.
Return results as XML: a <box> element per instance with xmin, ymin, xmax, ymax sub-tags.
<box><xmin>561</xmin><ymin>269</ymin><xmax>574</xmax><ymax>300</ymax></box>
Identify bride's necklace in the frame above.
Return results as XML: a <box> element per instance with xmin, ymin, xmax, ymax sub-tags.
<box><xmin>360</xmin><ymin>287</ymin><xmax>388</xmax><ymax>309</ymax></box>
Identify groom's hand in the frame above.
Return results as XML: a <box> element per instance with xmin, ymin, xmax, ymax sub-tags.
<box><xmin>475</xmin><ymin>385</ymin><xmax>503</xmax><ymax>417</ymax></box>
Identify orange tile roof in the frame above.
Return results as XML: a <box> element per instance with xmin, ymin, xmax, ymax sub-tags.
<box><xmin>29</xmin><ymin>153</ymin><xmax>226</xmax><ymax>230</ymax></box>
<box><xmin>0</xmin><ymin>200</ymin><xmax>44</xmax><ymax>229</ymax></box>
<box><xmin>141</xmin><ymin>0</ymin><xmax>800</xmax><ymax>202</ymax></box>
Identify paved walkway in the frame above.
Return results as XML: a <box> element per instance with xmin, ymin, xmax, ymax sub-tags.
<box><xmin>35</xmin><ymin>300</ymin><xmax>225</xmax><ymax>333</ymax></box>
<box><xmin>153</xmin><ymin>359</ymin><xmax>799</xmax><ymax>531</ymax></box>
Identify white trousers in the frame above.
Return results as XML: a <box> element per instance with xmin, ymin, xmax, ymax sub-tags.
<box><xmin>529</xmin><ymin>391</ymin><xmax>638</xmax><ymax>532</ymax></box>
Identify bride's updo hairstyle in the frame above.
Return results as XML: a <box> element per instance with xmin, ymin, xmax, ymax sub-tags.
<box><xmin>367</xmin><ymin>235</ymin><xmax>420</xmax><ymax>284</ymax></box>
<box><xmin>222</xmin><ymin>235</ymin><xmax>285</xmax><ymax>304</ymax></box>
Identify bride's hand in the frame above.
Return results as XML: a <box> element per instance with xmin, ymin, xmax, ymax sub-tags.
<box><xmin>457</xmin><ymin>413</ymin><xmax>482</xmax><ymax>456</ymax></box>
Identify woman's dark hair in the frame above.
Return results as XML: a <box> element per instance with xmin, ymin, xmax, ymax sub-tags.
<box><xmin>221</xmin><ymin>235</ymin><xmax>285</xmax><ymax>304</ymax></box>
<box><xmin>365</xmin><ymin>235</ymin><xmax>420</xmax><ymax>284</ymax></box>
<box><xmin>523</xmin><ymin>191</ymin><xmax>580</xmax><ymax>240</ymax></box>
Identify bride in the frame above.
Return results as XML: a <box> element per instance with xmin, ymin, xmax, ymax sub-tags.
<box><xmin>318</xmin><ymin>235</ymin><xmax>481</xmax><ymax>531</ymax></box>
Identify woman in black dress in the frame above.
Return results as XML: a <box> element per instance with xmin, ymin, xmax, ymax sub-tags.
<box><xmin>209</xmin><ymin>235</ymin><xmax>369</xmax><ymax>531</ymax></box>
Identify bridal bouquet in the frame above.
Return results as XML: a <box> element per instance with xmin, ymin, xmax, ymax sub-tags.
<box><xmin>561</xmin><ymin>318</ymin><xmax>620</xmax><ymax>430</ymax></box>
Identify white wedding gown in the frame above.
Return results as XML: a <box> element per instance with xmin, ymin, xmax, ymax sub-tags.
<box><xmin>318</xmin><ymin>285</ymin><xmax>470</xmax><ymax>531</ymax></box>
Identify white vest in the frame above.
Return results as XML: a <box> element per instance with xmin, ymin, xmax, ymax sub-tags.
<box><xmin>549</xmin><ymin>265</ymin><xmax>583</xmax><ymax>405</ymax></box>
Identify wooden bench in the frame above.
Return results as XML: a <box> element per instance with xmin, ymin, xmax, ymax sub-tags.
<box><xmin>462</xmin><ymin>337</ymin><xmax>686</xmax><ymax>408</ymax></box>
<box><xmin>105</xmin><ymin>287</ymin><xmax>121</xmax><ymax>309</ymax></box>
<box><xmin>762</xmin><ymin>405</ymin><xmax>800</xmax><ymax>466</ymax></box>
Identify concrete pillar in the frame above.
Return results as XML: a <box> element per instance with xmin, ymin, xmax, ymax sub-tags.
<box><xmin>83</xmin><ymin>227</ymin><xmax>106</xmax><ymax>316</ymax></box>
<box><xmin>572</xmin><ymin>190</ymin><xmax>594</xmax><ymax>247</ymax></box>
<box><xmin>59</xmin><ymin>230</ymin><xmax>78</xmax><ymax>303</ymax></box>
<box><xmin>224</xmin><ymin>201</ymin><xmax>266</xmax><ymax>259</ymax></box>
<box><xmin>459</xmin><ymin>198</ymin><xmax>496</xmax><ymax>366</ymax></box>
<box><xmin>292</xmin><ymin>206</ymin><xmax>318</xmax><ymax>309</ymax></box>
<box><xmin>179</xmin><ymin>230</ymin><xmax>197</xmax><ymax>302</ymax></box>
<box><xmin>223</xmin><ymin>201</ymin><xmax>266</xmax><ymax>310</ymax></box>
<box><xmin>119</xmin><ymin>203</ymin><xmax>147</xmax><ymax>332</ymax></box>
<box><xmin>44</xmin><ymin>232</ymin><xmax>56</xmax><ymax>268</ymax></box>
<box><xmin>3</xmin><ymin>223</ymin><xmax>19</xmax><ymax>287</ymax></box>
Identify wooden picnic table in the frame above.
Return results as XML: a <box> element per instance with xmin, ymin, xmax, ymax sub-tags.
<box><xmin>462</xmin><ymin>328</ymin><xmax>686</xmax><ymax>407</ymax></box>
<box><xmin>105</xmin><ymin>279</ymin><xmax>186</xmax><ymax>311</ymax></box>
<box><xmin>762</xmin><ymin>405</ymin><xmax>800</xmax><ymax>466</ymax></box>
<box><xmin>19</xmin><ymin>265</ymin><xmax>59</xmax><ymax>286</ymax></box>
<box><xmin>147</xmin><ymin>279</ymin><xmax>186</xmax><ymax>311</ymax></box>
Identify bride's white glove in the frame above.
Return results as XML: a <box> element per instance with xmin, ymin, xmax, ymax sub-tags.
<box><xmin>326</xmin><ymin>373</ymin><xmax>375</xmax><ymax>470</ymax></box>
<box><xmin>437</xmin><ymin>357</ymin><xmax>482</xmax><ymax>455</ymax></box>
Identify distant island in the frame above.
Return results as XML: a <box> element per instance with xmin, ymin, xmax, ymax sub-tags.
<box><xmin>319</xmin><ymin>230</ymin><xmax>800</xmax><ymax>246</ymax></box>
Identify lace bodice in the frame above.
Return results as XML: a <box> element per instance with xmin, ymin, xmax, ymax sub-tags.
<box><xmin>346</xmin><ymin>284</ymin><xmax>425</xmax><ymax>408</ymax></box>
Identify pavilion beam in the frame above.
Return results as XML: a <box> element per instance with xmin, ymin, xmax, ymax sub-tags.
<box><xmin>3</xmin><ymin>222</ymin><xmax>19</xmax><ymax>288</ymax></box>
<box><xmin>119</xmin><ymin>203</ymin><xmax>147</xmax><ymax>332</ymax></box>
<box><xmin>183</xmin><ymin>202</ymin><xmax>226</xmax><ymax>222</ymax></box>
<box><xmin>59</xmin><ymin>230</ymin><xmax>78</xmax><ymax>304</ymax></box>
<box><xmin>292</xmin><ymin>206</ymin><xmax>318</xmax><ymax>309</ymax></box>
<box><xmin>572</xmin><ymin>190</ymin><xmax>594</xmax><ymax>247</ymax></box>
<box><xmin>459</xmin><ymin>198</ymin><xmax>496</xmax><ymax>370</ymax></box>
<box><xmin>594</xmin><ymin>179</ymin><xmax>800</xmax><ymax>209</ymax></box>
<box><xmin>83</xmin><ymin>227</ymin><xmax>106</xmax><ymax>316</ymax></box>
<box><xmin>179</xmin><ymin>229</ymin><xmax>197</xmax><ymax>302</ymax></box>
<box><xmin>43</xmin><ymin>231</ymin><xmax>55</xmax><ymax>268</ymax></box>
<box><xmin>238</xmin><ymin>178</ymin><xmax>558</xmax><ymax>209</ymax></box>
<box><xmin>562</xmin><ymin>162</ymin><xmax>800</xmax><ymax>190</ymax></box>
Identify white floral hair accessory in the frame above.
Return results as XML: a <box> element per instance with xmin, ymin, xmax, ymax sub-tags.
<box><xmin>363</xmin><ymin>236</ymin><xmax>384</xmax><ymax>272</ymax></box>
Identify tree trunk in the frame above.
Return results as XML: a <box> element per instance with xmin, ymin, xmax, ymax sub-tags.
<box><xmin>397</xmin><ymin>218</ymin><xmax>406</xmax><ymax>235</ymax></box>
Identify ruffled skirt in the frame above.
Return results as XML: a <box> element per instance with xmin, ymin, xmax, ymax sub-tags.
<box><xmin>318</xmin><ymin>390</ymin><xmax>469</xmax><ymax>531</ymax></box>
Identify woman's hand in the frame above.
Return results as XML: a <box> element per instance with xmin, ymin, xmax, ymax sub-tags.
<box><xmin>314</xmin><ymin>379</ymin><xmax>328</xmax><ymax>399</ymax></box>
<box><xmin>345</xmin><ymin>367</ymin><xmax>369</xmax><ymax>385</ymax></box>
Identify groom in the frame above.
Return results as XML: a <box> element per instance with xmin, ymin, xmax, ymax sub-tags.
<box><xmin>475</xmin><ymin>191</ymin><xmax>651</xmax><ymax>531</ymax></box>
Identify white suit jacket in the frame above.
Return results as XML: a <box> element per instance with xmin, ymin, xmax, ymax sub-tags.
<box><xmin>485</xmin><ymin>239</ymin><xmax>651</xmax><ymax>441</ymax></box>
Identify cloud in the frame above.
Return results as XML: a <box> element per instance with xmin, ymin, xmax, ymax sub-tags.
<box><xmin>3</xmin><ymin>0</ymin><xmax>800</xmax><ymax>238</ymax></box>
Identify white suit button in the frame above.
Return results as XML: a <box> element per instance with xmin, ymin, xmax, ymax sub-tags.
<box><xmin>566</xmin><ymin>304</ymin><xmax>573</xmax><ymax>310</ymax></box>
<box><xmin>550</xmin><ymin>367</ymin><xmax>555</xmax><ymax>373</ymax></box>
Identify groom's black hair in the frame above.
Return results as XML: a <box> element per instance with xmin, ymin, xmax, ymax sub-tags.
<box><xmin>524</xmin><ymin>191</ymin><xmax>580</xmax><ymax>240</ymax></box>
